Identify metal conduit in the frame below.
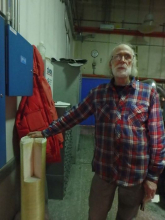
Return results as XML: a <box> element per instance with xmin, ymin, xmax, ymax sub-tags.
<box><xmin>14</xmin><ymin>0</ymin><xmax>17</xmax><ymax>30</ymax></box>
<box><xmin>1</xmin><ymin>0</ymin><xmax>4</xmax><ymax>14</ymax></box>
<box><xmin>6</xmin><ymin>0</ymin><xmax>10</xmax><ymax>24</ymax></box>
<box><xmin>64</xmin><ymin>0</ymin><xmax>77</xmax><ymax>38</ymax></box>
<box><xmin>11</xmin><ymin>0</ymin><xmax>15</xmax><ymax>28</ymax></box>
<box><xmin>17</xmin><ymin>0</ymin><xmax>20</xmax><ymax>32</ymax></box>
<box><xmin>71</xmin><ymin>0</ymin><xmax>81</xmax><ymax>33</ymax></box>
<box><xmin>5</xmin><ymin>0</ymin><xmax>19</xmax><ymax>31</ymax></box>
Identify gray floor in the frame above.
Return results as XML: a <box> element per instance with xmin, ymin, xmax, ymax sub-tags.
<box><xmin>48</xmin><ymin>126</ymin><xmax>165</xmax><ymax>220</ymax></box>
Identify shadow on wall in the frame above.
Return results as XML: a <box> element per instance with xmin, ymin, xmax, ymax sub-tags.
<box><xmin>13</xmin><ymin>124</ymin><xmax>21</xmax><ymax>162</ymax></box>
<box><xmin>54</xmin><ymin>62</ymin><xmax>80</xmax><ymax>88</ymax></box>
<box><xmin>160</xmin><ymin>55</ymin><xmax>165</xmax><ymax>75</ymax></box>
<box><xmin>0</xmin><ymin>160</ymin><xmax>21</xmax><ymax>220</ymax></box>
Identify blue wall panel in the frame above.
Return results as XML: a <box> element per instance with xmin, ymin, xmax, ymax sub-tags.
<box><xmin>6</xmin><ymin>25</ymin><xmax>33</xmax><ymax>96</ymax></box>
<box><xmin>0</xmin><ymin>15</ymin><xmax>6</xmax><ymax>168</ymax></box>
<box><xmin>80</xmin><ymin>77</ymin><xmax>110</xmax><ymax>125</ymax></box>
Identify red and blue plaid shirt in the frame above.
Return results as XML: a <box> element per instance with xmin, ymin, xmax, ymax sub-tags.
<box><xmin>43</xmin><ymin>78</ymin><xmax>165</xmax><ymax>186</ymax></box>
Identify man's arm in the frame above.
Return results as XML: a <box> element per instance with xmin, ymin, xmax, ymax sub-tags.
<box><xmin>145</xmin><ymin>88</ymin><xmax>165</xmax><ymax>199</ymax></box>
<box><xmin>143</xmin><ymin>180</ymin><xmax>157</xmax><ymax>201</ymax></box>
<box><xmin>28</xmin><ymin>89</ymin><xmax>95</xmax><ymax>138</ymax></box>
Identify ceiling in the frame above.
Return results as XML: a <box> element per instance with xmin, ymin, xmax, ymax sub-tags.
<box><xmin>73</xmin><ymin>0</ymin><xmax>115</xmax><ymax>27</ymax></box>
<box><xmin>66</xmin><ymin>0</ymin><xmax>165</xmax><ymax>38</ymax></box>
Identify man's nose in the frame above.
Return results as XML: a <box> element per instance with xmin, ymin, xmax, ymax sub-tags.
<box><xmin>121</xmin><ymin>55</ymin><xmax>126</xmax><ymax>61</ymax></box>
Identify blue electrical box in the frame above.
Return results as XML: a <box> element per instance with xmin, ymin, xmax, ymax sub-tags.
<box><xmin>6</xmin><ymin>25</ymin><xmax>33</xmax><ymax>96</ymax></box>
<box><xmin>0</xmin><ymin>15</ymin><xmax>6</xmax><ymax>168</ymax></box>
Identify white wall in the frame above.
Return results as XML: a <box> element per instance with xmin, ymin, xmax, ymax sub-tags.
<box><xmin>5</xmin><ymin>0</ymin><xmax>74</xmax><ymax>162</ymax></box>
<box><xmin>20</xmin><ymin>0</ymin><xmax>74</xmax><ymax>59</ymax></box>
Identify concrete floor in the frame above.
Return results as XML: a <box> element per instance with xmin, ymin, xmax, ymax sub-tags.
<box><xmin>48</xmin><ymin>126</ymin><xmax>165</xmax><ymax>220</ymax></box>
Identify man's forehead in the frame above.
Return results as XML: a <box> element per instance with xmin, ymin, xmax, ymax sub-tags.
<box><xmin>113</xmin><ymin>45</ymin><xmax>133</xmax><ymax>55</ymax></box>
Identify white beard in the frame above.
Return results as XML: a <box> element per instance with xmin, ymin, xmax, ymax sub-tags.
<box><xmin>112</xmin><ymin>64</ymin><xmax>132</xmax><ymax>78</ymax></box>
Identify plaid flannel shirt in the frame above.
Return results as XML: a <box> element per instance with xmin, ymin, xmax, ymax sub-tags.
<box><xmin>43</xmin><ymin>78</ymin><xmax>165</xmax><ymax>186</ymax></box>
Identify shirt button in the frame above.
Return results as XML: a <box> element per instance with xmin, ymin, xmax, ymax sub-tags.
<box><xmin>117</xmin><ymin>133</ymin><xmax>121</xmax><ymax>138</ymax></box>
<box><xmin>115</xmin><ymin>132</ymin><xmax>121</xmax><ymax>139</ymax></box>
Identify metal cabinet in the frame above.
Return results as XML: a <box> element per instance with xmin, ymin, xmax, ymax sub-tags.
<box><xmin>6</xmin><ymin>25</ymin><xmax>33</xmax><ymax>96</ymax></box>
<box><xmin>46</xmin><ymin>106</ymin><xmax>73</xmax><ymax>200</ymax></box>
<box><xmin>0</xmin><ymin>14</ymin><xmax>6</xmax><ymax>168</ymax></box>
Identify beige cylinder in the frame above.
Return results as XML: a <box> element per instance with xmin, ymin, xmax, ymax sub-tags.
<box><xmin>20</xmin><ymin>136</ymin><xmax>47</xmax><ymax>220</ymax></box>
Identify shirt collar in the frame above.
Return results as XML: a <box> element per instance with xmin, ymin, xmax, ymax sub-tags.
<box><xmin>108</xmin><ymin>77</ymin><xmax>137</xmax><ymax>89</ymax></box>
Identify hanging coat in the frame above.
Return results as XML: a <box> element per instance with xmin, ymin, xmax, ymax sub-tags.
<box><xmin>15</xmin><ymin>45</ymin><xmax>63</xmax><ymax>163</ymax></box>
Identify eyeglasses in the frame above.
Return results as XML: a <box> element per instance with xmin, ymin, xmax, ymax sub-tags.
<box><xmin>111</xmin><ymin>54</ymin><xmax>134</xmax><ymax>62</ymax></box>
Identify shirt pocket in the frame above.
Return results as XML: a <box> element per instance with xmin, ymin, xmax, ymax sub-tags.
<box><xmin>126</xmin><ymin>104</ymin><xmax>149</xmax><ymax>127</ymax></box>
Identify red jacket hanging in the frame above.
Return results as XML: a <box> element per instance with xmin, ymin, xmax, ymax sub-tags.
<box><xmin>15</xmin><ymin>45</ymin><xmax>63</xmax><ymax>163</ymax></box>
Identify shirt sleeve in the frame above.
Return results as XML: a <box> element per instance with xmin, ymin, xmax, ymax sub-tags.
<box><xmin>146</xmin><ymin>88</ymin><xmax>165</xmax><ymax>183</ymax></box>
<box><xmin>42</xmin><ymin>89</ymin><xmax>95</xmax><ymax>137</ymax></box>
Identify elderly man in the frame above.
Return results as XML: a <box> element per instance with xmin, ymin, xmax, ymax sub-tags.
<box><xmin>28</xmin><ymin>44</ymin><xmax>165</xmax><ymax>220</ymax></box>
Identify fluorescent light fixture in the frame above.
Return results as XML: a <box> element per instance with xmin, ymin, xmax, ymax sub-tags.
<box><xmin>138</xmin><ymin>13</ymin><xmax>158</xmax><ymax>34</ymax></box>
<box><xmin>100</xmin><ymin>24</ymin><xmax>114</xmax><ymax>30</ymax></box>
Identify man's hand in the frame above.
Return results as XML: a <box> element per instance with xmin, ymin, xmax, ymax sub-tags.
<box><xmin>143</xmin><ymin>180</ymin><xmax>157</xmax><ymax>202</ymax></box>
<box><xmin>28</xmin><ymin>131</ymin><xmax>43</xmax><ymax>138</ymax></box>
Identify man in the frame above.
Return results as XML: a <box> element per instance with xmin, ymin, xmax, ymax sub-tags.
<box><xmin>28</xmin><ymin>44</ymin><xmax>165</xmax><ymax>220</ymax></box>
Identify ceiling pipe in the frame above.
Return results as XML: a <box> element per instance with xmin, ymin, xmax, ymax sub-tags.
<box><xmin>75</xmin><ymin>26</ymin><xmax>165</xmax><ymax>38</ymax></box>
<box><xmin>103</xmin><ymin>0</ymin><xmax>112</xmax><ymax>24</ymax></box>
<box><xmin>71</xmin><ymin>0</ymin><xmax>81</xmax><ymax>34</ymax></box>
<box><xmin>74</xmin><ymin>18</ymin><xmax>142</xmax><ymax>25</ymax></box>
<box><xmin>64</xmin><ymin>0</ymin><xmax>95</xmax><ymax>41</ymax></box>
